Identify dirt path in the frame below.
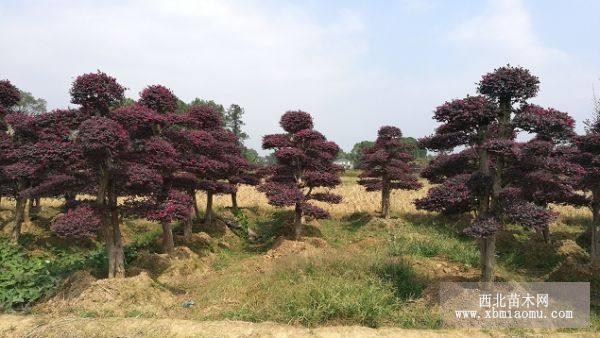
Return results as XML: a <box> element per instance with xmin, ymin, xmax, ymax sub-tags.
<box><xmin>0</xmin><ymin>315</ymin><xmax>591</xmax><ymax>338</ymax></box>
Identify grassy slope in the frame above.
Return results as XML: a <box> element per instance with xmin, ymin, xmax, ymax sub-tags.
<box><xmin>0</xmin><ymin>172</ymin><xmax>598</xmax><ymax>334</ymax></box>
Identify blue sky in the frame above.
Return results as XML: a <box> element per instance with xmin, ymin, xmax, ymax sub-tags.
<box><xmin>0</xmin><ymin>0</ymin><xmax>599</xmax><ymax>153</ymax></box>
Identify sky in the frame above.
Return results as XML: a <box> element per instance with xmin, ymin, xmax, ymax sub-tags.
<box><xmin>0</xmin><ymin>0</ymin><xmax>599</xmax><ymax>153</ymax></box>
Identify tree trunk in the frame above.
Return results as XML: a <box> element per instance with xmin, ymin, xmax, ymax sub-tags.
<box><xmin>231</xmin><ymin>191</ymin><xmax>239</xmax><ymax>213</ymax></box>
<box><xmin>293</xmin><ymin>203</ymin><xmax>303</xmax><ymax>240</ymax></box>
<box><xmin>183</xmin><ymin>216</ymin><xmax>193</xmax><ymax>242</ymax></box>
<box><xmin>106</xmin><ymin>184</ymin><xmax>125</xmax><ymax>278</ymax></box>
<box><xmin>591</xmin><ymin>191</ymin><xmax>600</xmax><ymax>264</ymax></box>
<box><xmin>476</xmin><ymin>145</ymin><xmax>494</xmax><ymax>282</ymax></box>
<box><xmin>480</xmin><ymin>98</ymin><xmax>511</xmax><ymax>283</ymax></box>
<box><xmin>162</xmin><ymin>221</ymin><xmax>175</xmax><ymax>254</ymax></box>
<box><xmin>64</xmin><ymin>192</ymin><xmax>76</xmax><ymax>209</ymax></box>
<box><xmin>481</xmin><ymin>235</ymin><xmax>496</xmax><ymax>282</ymax></box>
<box><xmin>381</xmin><ymin>182</ymin><xmax>391</xmax><ymax>219</ymax></box>
<box><xmin>542</xmin><ymin>226</ymin><xmax>551</xmax><ymax>244</ymax></box>
<box><xmin>28</xmin><ymin>197</ymin><xmax>41</xmax><ymax>217</ymax></box>
<box><xmin>189</xmin><ymin>190</ymin><xmax>200</xmax><ymax>220</ymax></box>
<box><xmin>10</xmin><ymin>197</ymin><xmax>26</xmax><ymax>245</ymax></box>
<box><xmin>98</xmin><ymin>169</ymin><xmax>124</xmax><ymax>279</ymax></box>
<box><xmin>205</xmin><ymin>191</ymin><xmax>213</xmax><ymax>226</ymax></box>
<box><xmin>25</xmin><ymin>198</ymin><xmax>31</xmax><ymax>224</ymax></box>
<box><xmin>477</xmin><ymin>146</ymin><xmax>490</xmax><ymax>214</ymax></box>
<box><xmin>483</xmin><ymin>148</ymin><xmax>503</xmax><ymax>283</ymax></box>
<box><xmin>490</xmin><ymin>99</ymin><xmax>511</xmax><ymax>211</ymax></box>
<box><xmin>490</xmin><ymin>161</ymin><xmax>503</xmax><ymax>211</ymax></box>
<box><xmin>498</xmin><ymin>99</ymin><xmax>512</xmax><ymax>139</ymax></box>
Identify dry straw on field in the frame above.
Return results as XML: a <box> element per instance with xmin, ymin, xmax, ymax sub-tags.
<box><xmin>1</xmin><ymin>174</ymin><xmax>589</xmax><ymax>225</ymax></box>
<box><xmin>198</xmin><ymin>177</ymin><xmax>430</xmax><ymax>219</ymax></box>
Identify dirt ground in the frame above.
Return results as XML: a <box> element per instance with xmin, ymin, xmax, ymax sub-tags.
<box><xmin>0</xmin><ymin>315</ymin><xmax>592</xmax><ymax>338</ymax></box>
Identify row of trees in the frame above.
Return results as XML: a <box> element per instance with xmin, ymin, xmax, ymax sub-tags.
<box><xmin>1</xmin><ymin>66</ymin><xmax>597</xmax><ymax>283</ymax></box>
<box><xmin>0</xmin><ymin>73</ymin><xmax>354</xmax><ymax>278</ymax></box>
<box><xmin>416</xmin><ymin>65</ymin><xmax>600</xmax><ymax>281</ymax></box>
<box><xmin>0</xmin><ymin>73</ymin><xmax>260</xmax><ymax>277</ymax></box>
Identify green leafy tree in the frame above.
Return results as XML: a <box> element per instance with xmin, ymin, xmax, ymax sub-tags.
<box><xmin>400</xmin><ymin>137</ymin><xmax>427</xmax><ymax>159</ymax></box>
<box><xmin>120</xmin><ymin>97</ymin><xmax>136</xmax><ymax>107</ymax></box>
<box><xmin>224</xmin><ymin>104</ymin><xmax>249</xmax><ymax>146</ymax></box>
<box><xmin>242</xmin><ymin>148</ymin><xmax>259</xmax><ymax>163</ymax></box>
<box><xmin>176</xmin><ymin>99</ymin><xmax>188</xmax><ymax>114</ymax></box>
<box><xmin>349</xmin><ymin>141</ymin><xmax>374</xmax><ymax>169</ymax></box>
<box><xmin>14</xmin><ymin>90</ymin><xmax>47</xmax><ymax>115</ymax></box>
<box><xmin>335</xmin><ymin>150</ymin><xmax>349</xmax><ymax>160</ymax></box>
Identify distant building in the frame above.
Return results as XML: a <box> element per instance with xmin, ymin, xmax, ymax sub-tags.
<box><xmin>334</xmin><ymin>158</ymin><xmax>354</xmax><ymax>170</ymax></box>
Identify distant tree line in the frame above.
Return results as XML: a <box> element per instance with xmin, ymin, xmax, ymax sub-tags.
<box><xmin>340</xmin><ymin>136</ymin><xmax>428</xmax><ymax>169</ymax></box>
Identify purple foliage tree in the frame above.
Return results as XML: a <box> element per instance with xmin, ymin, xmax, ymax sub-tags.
<box><xmin>572</xmin><ymin>107</ymin><xmax>600</xmax><ymax>262</ymax></box>
<box><xmin>167</xmin><ymin>104</ymin><xmax>246</xmax><ymax>230</ymax></box>
<box><xmin>0</xmin><ymin>80</ymin><xmax>27</xmax><ymax>244</ymax></box>
<box><xmin>126</xmin><ymin>84</ymin><xmax>193</xmax><ymax>253</ymax></box>
<box><xmin>160</xmin><ymin>107</ymin><xmax>255</xmax><ymax>238</ymax></box>
<box><xmin>416</xmin><ymin>65</ymin><xmax>577</xmax><ymax>282</ymax></box>
<box><xmin>0</xmin><ymin>81</ymin><xmax>82</xmax><ymax>244</ymax></box>
<box><xmin>68</xmin><ymin>71</ymin><xmax>130</xmax><ymax>277</ymax></box>
<box><xmin>358</xmin><ymin>126</ymin><xmax>422</xmax><ymax>218</ymax></box>
<box><xmin>259</xmin><ymin>110</ymin><xmax>342</xmax><ymax>239</ymax></box>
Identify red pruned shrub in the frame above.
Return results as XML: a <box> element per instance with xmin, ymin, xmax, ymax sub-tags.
<box><xmin>70</xmin><ymin>71</ymin><xmax>125</xmax><ymax>113</ymax></box>
<box><xmin>463</xmin><ymin>216</ymin><xmax>502</xmax><ymax>238</ymax></box>
<box><xmin>280</xmin><ymin>110</ymin><xmax>313</xmax><ymax>133</ymax></box>
<box><xmin>52</xmin><ymin>204</ymin><xmax>102</xmax><ymax>238</ymax></box>
<box><xmin>139</xmin><ymin>85</ymin><xmax>178</xmax><ymax>114</ymax></box>
<box><xmin>0</xmin><ymin>80</ymin><xmax>21</xmax><ymax>108</ymax></box>
<box><xmin>77</xmin><ymin>116</ymin><xmax>130</xmax><ymax>161</ymax></box>
<box><xmin>478</xmin><ymin>65</ymin><xmax>539</xmax><ymax>102</ymax></box>
<box><xmin>358</xmin><ymin>126</ymin><xmax>422</xmax><ymax>217</ymax></box>
<box><xmin>147</xmin><ymin>190</ymin><xmax>192</xmax><ymax>224</ymax></box>
<box><xmin>260</xmin><ymin>110</ymin><xmax>341</xmax><ymax>236</ymax></box>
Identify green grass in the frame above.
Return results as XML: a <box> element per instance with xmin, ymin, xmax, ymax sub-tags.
<box><xmin>209</xmin><ymin>249</ymin><xmax>252</xmax><ymax>271</ymax></box>
<box><xmin>0</xmin><ymin>237</ymin><xmax>92</xmax><ymax>310</ymax></box>
<box><xmin>217</xmin><ymin>252</ymin><xmax>432</xmax><ymax>328</ymax></box>
<box><xmin>0</xmin><ymin>216</ymin><xmax>163</xmax><ymax>310</ymax></box>
<box><xmin>372</xmin><ymin>259</ymin><xmax>424</xmax><ymax>300</ymax></box>
<box><xmin>178</xmin><ymin>211</ymin><xmax>443</xmax><ymax>328</ymax></box>
<box><xmin>387</xmin><ymin>220</ymin><xmax>480</xmax><ymax>268</ymax></box>
<box><xmin>190</xmin><ymin>209</ymin><xmax>479</xmax><ymax>328</ymax></box>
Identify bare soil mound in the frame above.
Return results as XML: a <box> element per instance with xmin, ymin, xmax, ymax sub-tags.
<box><xmin>548</xmin><ymin>257</ymin><xmax>599</xmax><ymax>282</ymax></box>
<box><xmin>157</xmin><ymin>253</ymin><xmax>211</xmax><ymax>287</ymax></box>
<box><xmin>180</xmin><ymin>232</ymin><xmax>214</xmax><ymax>253</ymax></box>
<box><xmin>39</xmin><ymin>270</ymin><xmax>97</xmax><ymax>302</ymax></box>
<box><xmin>556</xmin><ymin>239</ymin><xmax>589</xmax><ymax>261</ymax></box>
<box><xmin>364</xmin><ymin>217</ymin><xmax>397</xmax><ymax>230</ymax></box>
<box><xmin>412</xmin><ymin>256</ymin><xmax>480</xmax><ymax>307</ymax></box>
<box><xmin>35</xmin><ymin>271</ymin><xmax>177</xmax><ymax>317</ymax></box>
<box><xmin>264</xmin><ymin>237</ymin><xmax>324</xmax><ymax>260</ymax></box>
<box><xmin>231</xmin><ymin>237</ymin><xmax>326</xmax><ymax>275</ymax></box>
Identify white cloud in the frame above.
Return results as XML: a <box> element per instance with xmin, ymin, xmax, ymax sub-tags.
<box><xmin>444</xmin><ymin>0</ymin><xmax>598</xmax><ymax>133</ymax></box>
<box><xmin>0</xmin><ymin>0</ymin><xmax>596</xmax><ymax>151</ymax></box>
<box><xmin>0</xmin><ymin>0</ymin><xmax>368</xmax><ymax>152</ymax></box>
<box><xmin>448</xmin><ymin>0</ymin><xmax>565</xmax><ymax>67</ymax></box>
